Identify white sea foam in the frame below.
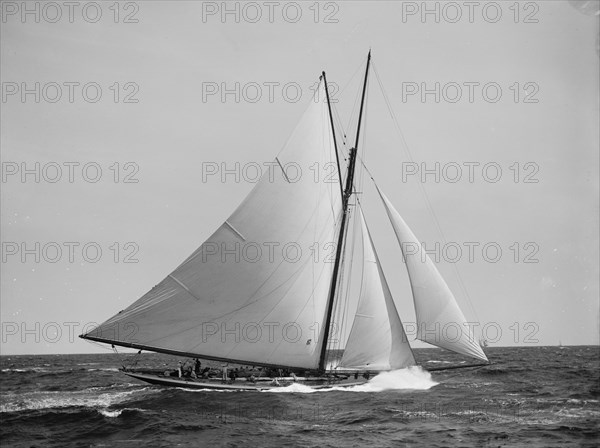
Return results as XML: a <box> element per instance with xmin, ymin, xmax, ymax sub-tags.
<box><xmin>265</xmin><ymin>383</ymin><xmax>318</xmax><ymax>393</ymax></box>
<box><xmin>0</xmin><ymin>387</ymin><xmax>157</xmax><ymax>413</ymax></box>
<box><xmin>265</xmin><ymin>366</ymin><xmax>438</xmax><ymax>393</ymax></box>
<box><xmin>98</xmin><ymin>407</ymin><xmax>146</xmax><ymax>418</ymax></box>
<box><xmin>1</xmin><ymin>368</ymin><xmax>50</xmax><ymax>373</ymax></box>
<box><xmin>174</xmin><ymin>387</ymin><xmax>237</xmax><ymax>393</ymax></box>
<box><xmin>98</xmin><ymin>409</ymin><xmax>123</xmax><ymax>418</ymax></box>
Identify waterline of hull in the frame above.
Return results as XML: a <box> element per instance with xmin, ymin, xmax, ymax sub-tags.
<box><xmin>123</xmin><ymin>371</ymin><xmax>366</xmax><ymax>391</ymax></box>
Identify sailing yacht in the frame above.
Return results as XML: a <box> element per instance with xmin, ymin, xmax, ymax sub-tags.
<box><xmin>81</xmin><ymin>52</ymin><xmax>489</xmax><ymax>390</ymax></box>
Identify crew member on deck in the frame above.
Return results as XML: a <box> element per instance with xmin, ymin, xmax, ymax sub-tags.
<box><xmin>194</xmin><ymin>359</ymin><xmax>201</xmax><ymax>378</ymax></box>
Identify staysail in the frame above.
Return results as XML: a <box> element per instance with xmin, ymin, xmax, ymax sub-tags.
<box><xmin>377</xmin><ymin>187</ymin><xmax>488</xmax><ymax>362</ymax></box>
<box><xmin>339</xmin><ymin>207</ymin><xmax>416</xmax><ymax>370</ymax></box>
<box><xmin>82</xmin><ymin>81</ymin><xmax>343</xmax><ymax>369</ymax></box>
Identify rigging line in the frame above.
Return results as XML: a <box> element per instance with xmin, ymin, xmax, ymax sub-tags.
<box><xmin>338</xmin><ymin>200</ymin><xmax>359</xmax><ymax>361</ymax></box>
<box><xmin>338</xmin><ymin>208</ymin><xmax>353</xmax><ymax>350</ymax></box>
<box><xmin>371</xmin><ymin>61</ymin><xmax>482</xmax><ymax>327</ymax></box>
<box><xmin>84</xmin><ymin>338</ymin><xmax>116</xmax><ymax>352</ymax></box>
<box><xmin>356</xmin><ymin>76</ymin><xmax>370</xmax><ymax>197</ymax></box>
<box><xmin>330</xmin><ymin>98</ymin><xmax>347</xmax><ymax>137</ymax></box>
<box><xmin>332</xmin><ymin>105</ymin><xmax>348</xmax><ymax>149</ymax></box>
<box><xmin>331</xmin><ymin>101</ymin><xmax>345</xmax><ymax>134</ymax></box>
<box><xmin>346</xmin><ymin>74</ymin><xmax>363</xmax><ymax>146</ymax></box>
<box><xmin>326</xmin><ymin>208</ymin><xmax>354</xmax><ymax>367</ymax></box>
<box><xmin>324</xmin><ymin>58</ymin><xmax>364</xmax><ymax>155</ymax></box>
<box><xmin>338</xmin><ymin>58</ymin><xmax>365</xmax><ymax>97</ymax></box>
<box><xmin>332</xmin><ymin>205</ymin><xmax>354</xmax><ymax>361</ymax></box>
<box><xmin>337</xmin><ymin>221</ymin><xmax>353</xmax><ymax>366</ymax></box>
<box><xmin>323</xmin><ymin>71</ymin><xmax>344</xmax><ymax>200</ymax></box>
<box><xmin>323</xmin><ymin>104</ymin><xmax>341</xmax><ymax>222</ymax></box>
<box><xmin>342</xmin><ymin>85</ymin><xmax>369</xmax><ymax>355</ymax></box>
<box><xmin>326</xmin><ymin>232</ymin><xmax>344</xmax><ymax>362</ymax></box>
<box><xmin>332</xmin><ymin>103</ymin><xmax>350</xmax><ymax>163</ymax></box>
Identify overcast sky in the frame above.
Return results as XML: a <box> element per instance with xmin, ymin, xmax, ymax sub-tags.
<box><xmin>1</xmin><ymin>1</ymin><xmax>598</xmax><ymax>355</ymax></box>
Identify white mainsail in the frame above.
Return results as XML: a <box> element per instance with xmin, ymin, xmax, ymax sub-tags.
<box><xmin>339</xmin><ymin>208</ymin><xmax>416</xmax><ymax>370</ymax></box>
<box><xmin>377</xmin><ymin>187</ymin><xmax>488</xmax><ymax>362</ymax></box>
<box><xmin>83</xmin><ymin>82</ymin><xmax>342</xmax><ymax>369</ymax></box>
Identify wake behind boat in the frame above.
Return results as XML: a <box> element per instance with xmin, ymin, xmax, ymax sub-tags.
<box><xmin>81</xmin><ymin>51</ymin><xmax>489</xmax><ymax>391</ymax></box>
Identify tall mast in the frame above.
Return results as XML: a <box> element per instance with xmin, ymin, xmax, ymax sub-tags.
<box><xmin>318</xmin><ymin>50</ymin><xmax>371</xmax><ymax>372</ymax></box>
<box><xmin>322</xmin><ymin>71</ymin><xmax>344</xmax><ymax>199</ymax></box>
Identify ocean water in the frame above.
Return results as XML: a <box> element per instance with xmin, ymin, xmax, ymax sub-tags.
<box><xmin>1</xmin><ymin>346</ymin><xmax>598</xmax><ymax>447</ymax></box>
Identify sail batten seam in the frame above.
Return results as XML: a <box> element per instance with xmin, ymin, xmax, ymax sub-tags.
<box><xmin>224</xmin><ymin>220</ymin><xmax>246</xmax><ymax>241</ymax></box>
<box><xmin>168</xmin><ymin>275</ymin><xmax>201</xmax><ymax>301</ymax></box>
<box><xmin>275</xmin><ymin>157</ymin><xmax>291</xmax><ymax>183</ymax></box>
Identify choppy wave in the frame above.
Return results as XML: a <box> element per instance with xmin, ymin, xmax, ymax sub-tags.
<box><xmin>0</xmin><ymin>386</ymin><xmax>157</xmax><ymax>413</ymax></box>
<box><xmin>1</xmin><ymin>347</ymin><xmax>598</xmax><ymax>447</ymax></box>
<box><xmin>1</xmin><ymin>366</ymin><xmax>119</xmax><ymax>375</ymax></box>
<box><xmin>97</xmin><ymin>407</ymin><xmax>146</xmax><ymax>418</ymax></box>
